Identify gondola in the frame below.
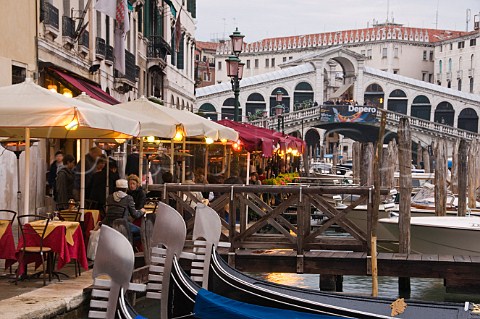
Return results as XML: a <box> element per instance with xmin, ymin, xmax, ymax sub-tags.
<box><xmin>207</xmin><ymin>249</ymin><xmax>478</xmax><ymax>319</ymax></box>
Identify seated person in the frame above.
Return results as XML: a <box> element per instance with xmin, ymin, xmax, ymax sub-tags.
<box><xmin>127</xmin><ymin>174</ymin><xmax>146</xmax><ymax>210</ymax></box>
<box><xmin>104</xmin><ymin>179</ymin><xmax>145</xmax><ymax>235</ymax></box>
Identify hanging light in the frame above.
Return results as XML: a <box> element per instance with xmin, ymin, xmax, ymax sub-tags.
<box><xmin>48</xmin><ymin>84</ymin><xmax>58</xmax><ymax>93</ymax></box>
<box><xmin>205</xmin><ymin>137</ymin><xmax>214</xmax><ymax>145</ymax></box>
<box><xmin>173</xmin><ymin>126</ymin><xmax>184</xmax><ymax>141</ymax></box>
<box><xmin>65</xmin><ymin>111</ymin><xmax>79</xmax><ymax>130</ymax></box>
<box><xmin>232</xmin><ymin>141</ymin><xmax>242</xmax><ymax>152</ymax></box>
<box><xmin>291</xmin><ymin>149</ymin><xmax>299</xmax><ymax>156</ymax></box>
<box><xmin>146</xmin><ymin>136</ymin><xmax>156</xmax><ymax>143</ymax></box>
<box><xmin>220</xmin><ymin>138</ymin><xmax>228</xmax><ymax>144</ymax></box>
<box><xmin>63</xmin><ymin>88</ymin><xmax>73</xmax><ymax>98</ymax></box>
<box><xmin>115</xmin><ymin>138</ymin><xmax>126</xmax><ymax>144</ymax></box>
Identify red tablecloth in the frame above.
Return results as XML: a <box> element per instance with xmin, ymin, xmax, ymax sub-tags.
<box><xmin>0</xmin><ymin>223</ymin><xmax>16</xmax><ymax>268</ymax></box>
<box><xmin>84</xmin><ymin>210</ymin><xmax>101</xmax><ymax>243</ymax></box>
<box><xmin>17</xmin><ymin>223</ymin><xmax>88</xmax><ymax>275</ymax></box>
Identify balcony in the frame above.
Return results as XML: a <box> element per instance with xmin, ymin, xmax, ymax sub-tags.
<box><xmin>96</xmin><ymin>37</ymin><xmax>106</xmax><ymax>60</ymax></box>
<box><xmin>147</xmin><ymin>35</ymin><xmax>171</xmax><ymax>69</ymax></box>
<box><xmin>78</xmin><ymin>30</ymin><xmax>89</xmax><ymax>56</ymax></box>
<box><xmin>43</xmin><ymin>2</ymin><xmax>59</xmax><ymax>39</ymax></box>
<box><xmin>446</xmin><ymin>72</ymin><xmax>452</xmax><ymax>81</ymax></box>
<box><xmin>114</xmin><ymin>50</ymin><xmax>137</xmax><ymax>91</ymax></box>
<box><xmin>105</xmin><ymin>45</ymin><xmax>114</xmax><ymax>65</ymax></box>
<box><xmin>62</xmin><ymin>16</ymin><xmax>75</xmax><ymax>48</ymax></box>
<box><xmin>457</xmin><ymin>70</ymin><xmax>463</xmax><ymax>79</ymax></box>
<box><xmin>469</xmin><ymin>68</ymin><xmax>475</xmax><ymax>78</ymax></box>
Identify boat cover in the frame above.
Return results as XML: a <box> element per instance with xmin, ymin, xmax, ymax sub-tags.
<box><xmin>193</xmin><ymin>288</ymin><xmax>344</xmax><ymax>319</ymax></box>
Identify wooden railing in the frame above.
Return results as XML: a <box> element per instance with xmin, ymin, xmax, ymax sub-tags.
<box><xmin>148</xmin><ymin>184</ymin><xmax>389</xmax><ymax>255</ymax></box>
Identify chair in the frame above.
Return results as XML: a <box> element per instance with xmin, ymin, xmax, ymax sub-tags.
<box><xmin>85</xmin><ymin>199</ymin><xmax>98</xmax><ymax>210</ymax></box>
<box><xmin>58</xmin><ymin>210</ymin><xmax>82</xmax><ymax>222</ymax></box>
<box><xmin>55</xmin><ymin>202</ymin><xmax>79</xmax><ymax>212</ymax></box>
<box><xmin>16</xmin><ymin>215</ymin><xmax>53</xmax><ymax>286</ymax></box>
<box><xmin>0</xmin><ymin>210</ymin><xmax>17</xmax><ymax>273</ymax></box>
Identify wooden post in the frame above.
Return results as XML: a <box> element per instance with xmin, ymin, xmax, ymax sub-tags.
<box><xmin>416</xmin><ymin>143</ymin><xmax>423</xmax><ymax>168</ymax></box>
<box><xmin>457</xmin><ymin>139</ymin><xmax>468</xmax><ymax>217</ymax></box>
<box><xmin>468</xmin><ymin>140</ymin><xmax>477</xmax><ymax>209</ymax></box>
<box><xmin>332</xmin><ymin>144</ymin><xmax>338</xmax><ymax>170</ymax></box>
<box><xmin>397</xmin><ymin>117</ymin><xmax>412</xmax><ymax>295</ymax></box>
<box><xmin>352</xmin><ymin>142</ymin><xmax>361</xmax><ymax>184</ymax></box>
<box><xmin>435</xmin><ymin>139</ymin><xmax>448</xmax><ymax>216</ymax></box>
<box><xmin>360</xmin><ymin>143</ymin><xmax>374</xmax><ymax>186</ymax></box>
<box><xmin>387</xmin><ymin>141</ymin><xmax>396</xmax><ymax>189</ymax></box>
<box><xmin>422</xmin><ymin>148</ymin><xmax>430</xmax><ymax>173</ymax></box>
<box><xmin>450</xmin><ymin>140</ymin><xmax>458</xmax><ymax>194</ymax></box>
<box><xmin>370</xmin><ymin>110</ymin><xmax>386</xmax><ymax>297</ymax></box>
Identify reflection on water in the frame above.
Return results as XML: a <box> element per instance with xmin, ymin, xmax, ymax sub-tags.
<box><xmin>249</xmin><ymin>273</ymin><xmax>480</xmax><ymax>303</ymax></box>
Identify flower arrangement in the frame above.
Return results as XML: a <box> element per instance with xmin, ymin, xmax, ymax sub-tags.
<box><xmin>262</xmin><ymin>173</ymin><xmax>299</xmax><ymax>186</ymax></box>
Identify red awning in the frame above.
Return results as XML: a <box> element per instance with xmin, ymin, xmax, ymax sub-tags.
<box><xmin>217</xmin><ymin>120</ymin><xmax>305</xmax><ymax>157</ymax></box>
<box><xmin>51</xmin><ymin>69</ymin><xmax>120</xmax><ymax>105</ymax></box>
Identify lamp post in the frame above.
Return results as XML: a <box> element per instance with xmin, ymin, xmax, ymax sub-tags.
<box><xmin>275</xmin><ymin>89</ymin><xmax>285</xmax><ymax>134</ymax></box>
<box><xmin>225</xmin><ymin>28</ymin><xmax>245</xmax><ymax>122</ymax></box>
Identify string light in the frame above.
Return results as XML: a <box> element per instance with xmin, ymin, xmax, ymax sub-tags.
<box><xmin>205</xmin><ymin>137</ymin><xmax>214</xmax><ymax>144</ymax></box>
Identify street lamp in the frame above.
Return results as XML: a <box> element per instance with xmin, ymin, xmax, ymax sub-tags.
<box><xmin>225</xmin><ymin>27</ymin><xmax>245</xmax><ymax>122</ymax></box>
<box><xmin>275</xmin><ymin>89</ymin><xmax>285</xmax><ymax>134</ymax></box>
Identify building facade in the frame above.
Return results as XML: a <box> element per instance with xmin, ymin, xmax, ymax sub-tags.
<box><xmin>194</xmin><ymin>41</ymin><xmax>218</xmax><ymax>88</ymax></box>
<box><xmin>434</xmin><ymin>30</ymin><xmax>480</xmax><ymax>95</ymax></box>
<box><xmin>213</xmin><ymin>25</ymin><xmax>467</xmax><ymax>85</ymax></box>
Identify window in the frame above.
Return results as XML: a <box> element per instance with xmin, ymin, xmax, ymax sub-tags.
<box><xmin>422</xmin><ymin>72</ymin><xmax>427</xmax><ymax>81</ymax></box>
<box><xmin>361</xmin><ymin>50</ymin><xmax>366</xmax><ymax>56</ymax></box>
<box><xmin>429</xmin><ymin>51</ymin><xmax>434</xmax><ymax>61</ymax></box>
<box><xmin>282</xmin><ymin>57</ymin><xmax>287</xmax><ymax>62</ymax></box>
<box><xmin>439</xmin><ymin>60</ymin><xmax>443</xmax><ymax>73</ymax></box>
<box><xmin>367</xmin><ymin>49</ymin><xmax>372</xmax><ymax>58</ymax></box>
<box><xmin>458</xmin><ymin>41</ymin><xmax>465</xmax><ymax>49</ymax></box>
<box><xmin>448</xmin><ymin>58</ymin><xmax>452</xmax><ymax>72</ymax></box>
<box><xmin>12</xmin><ymin>65</ymin><xmax>26</xmax><ymax>84</ymax></box>
<box><xmin>289</xmin><ymin>56</ymin><xmax>293</xmax><ymax>60</ymax></box>
<box><xmin>394</xmin><ymin>47</ymin><xmax>399</xmax><ymax>58</ymax></box>
<box><xmin>470</xmin><ymin>78</ymin><xmax>474</xmax><ymax>93</ymax></box>
<box><xmin>471</xmin><ymin>39</ymin><xmax>477</xmax><ymax>46</ymax></box>
<box><xmin>105</xmin><ymin>16</ymin><xmax>110</xmax><ymax>45</ymax></box>
<box><xmin>393</xmin><ymin>70</ymin><xmax>398</xmax><ymax>74</ymax></box>
<box><xmin>271</xmin><ymin>58</ymin><xmax>275</xmax><ymax>67</ymax></box>
<box><xmin>440</xmin><ymin>45</ymin><xmax>443</xmax><ymax>52</ymax></box>
<box><xmin>447</xmin><ymin>81</ymin><xmax>451</xmax><ymax>88</ymax></box>
<box><xmin>382</xmin><ymin>47</ymin><xmax>387</xmax><ymax>58</ymax></box>
<box><xmin>458</xmin><ymin>79</ymin><xmax>462</xmax><ymax>91</ymax></box>
<box><xmin>218</xmin><ymin>61</ymin><xmax>222</xmax><ymax>70</ymax></box>
<box><xmin>203</xmin><ymin>72</ymin><xmax>210</xmax><ymax>82</ymax></box>
<box><xmin>422</xmin><ymin>50</ymin><xmax>427</xmax><ymax>60</ymax></box>
<box><xmin>246</xmin><ymin>59</ymin><xmax>250</xmax><ymax>69</ymax></box>
<box><xmin>254</xmin><ymin>59</ymin><xmax>259</xmax><ymax>68</ymax></box>
<box><xmin>429</xmin><ymin>74</ymin><xmax>433</xmax><ymax>83</ymax></box>
<box><xmin>449</xmin><ymin>43</ymin><xmax>453</xmax><ymax>50</ymax></box>
<box><xmin>265</xmin><ymin>58</ymin><xmax>269</xmax><ymax>68</ymax></box>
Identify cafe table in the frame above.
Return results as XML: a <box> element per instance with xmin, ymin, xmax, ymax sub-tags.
<box><xmin>61</xmin><ymin>209</ymin><xmax>101</xmax><ymax>242</ymax></box>
<box><xmin>0</xmin><ymin>220</ymin><xmax>16</xmax><ymax>268</ymax></box>
<box><xmin>17</xmin><ymin>220</ymin><xmax>89</xmax><ymax>275</ymax></box>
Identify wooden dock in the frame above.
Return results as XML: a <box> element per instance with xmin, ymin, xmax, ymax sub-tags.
<box><xmin>219</xmin><ymin>249</ymin><xmax>480</xmax><ymax>293</ymax></box>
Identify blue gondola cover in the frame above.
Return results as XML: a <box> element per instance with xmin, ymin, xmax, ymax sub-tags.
<box><xmin>194</xmin><ymin>289</ymin><xmax>344</xmax><ymax>319</ymax></box>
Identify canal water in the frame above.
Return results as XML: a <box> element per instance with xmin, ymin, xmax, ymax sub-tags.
<box><xmin>248</xmin><ymin>272</ymin><xmax>480</xmax><ymax>303</ymax></box>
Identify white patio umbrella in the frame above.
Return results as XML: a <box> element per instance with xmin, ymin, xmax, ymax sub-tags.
<box><xmin>0</xmin><ymin>79</ymin><xmax>140</xmax><ymax>216</ymax></box>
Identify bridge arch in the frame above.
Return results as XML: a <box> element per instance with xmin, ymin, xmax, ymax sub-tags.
<box><xmin>293</xmin><ymin>81</ymin><xmax>314</xmax><ymax>111</ymax></box>
<box><xmin>198</xmin><ymin>103</ymin><xmax>218</xmax><ymax>120</ymax></box>
<box><xmin>434</xmin><ymin>101</ymin><xmax>455</xmax><ymax>126</ymax></box>
<box><xmin>269</xmin><ymin>87</ymin><xmax>290</xmax><ymax>116</ymax></box>
<box><xmin>363</xmin><ymin>82</ymin><xmax>384</xmax><ymax>108</ymax></box>
<box><xmin>305</xmin><ymin>128</ymin><xmax>322</xmax><ymax>158</ymax></box>
<box><xmin>457</xmin><ymin>108</ymin><xmax>478</xmax><ymax>133</ymax></box>
<box><xmin>387</xmin><ymin>89</ymin><xmax>408</xmax><ymax>114</ymax></box>
<box><xmin>221</xmin><ymin>97</ymin><xmax>240</xmax><ymax>120</ymax></box>
<box><xmin>246</xmin><ymin>93</ymin><xmax>266</xmax><ymax>119</ymax></box>
<box><xmin>410</xmin><ymin>95</ymin><xmax>431</xmax><ymax>120</ymax></box>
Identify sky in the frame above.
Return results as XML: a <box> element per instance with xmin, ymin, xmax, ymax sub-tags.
<box><xmin>196</xmin><ymin>0</ymin><xmax>480</xmax><ymax>43</ymax></box>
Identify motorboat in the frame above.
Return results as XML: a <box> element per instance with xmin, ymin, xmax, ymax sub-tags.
<box><xmin>379</xmin><ymin>216</ymin><xmax>480</xmax><ymax>256</ymax></box>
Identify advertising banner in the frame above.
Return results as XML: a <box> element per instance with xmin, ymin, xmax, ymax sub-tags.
<box><xmin>320</xmin><ymin>104</ymin><xmax>378</xmax><ymax>123</ymax></box>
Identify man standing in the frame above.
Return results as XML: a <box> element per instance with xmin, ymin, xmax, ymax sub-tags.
<box><xmin>73</xmin><ymin>147</ymin><xmax>103</xmax><ymax>200</ymax></box>
<box><xmin>48</xmin><ymin>150</ymin><xmax>64</xmax><ymax>200</ymax></box>
<box><xmin>56</xmin><ymin>155</ymin><xmax>76</xmax><ymax>208</ymax></box>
